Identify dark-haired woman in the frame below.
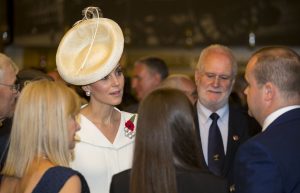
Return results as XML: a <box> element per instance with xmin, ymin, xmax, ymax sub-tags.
<box><xmin>110</xmin><ymin>88</ymin><xmax>228</xmax><ymax>193</ymax></box>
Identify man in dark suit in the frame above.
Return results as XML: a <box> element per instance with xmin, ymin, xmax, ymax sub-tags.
<box><xmin>194</xmin><ymin>44</ymin><xmax>260</xmax><ymax>183</ymax></box>
<box><xmin>0</xmin><ymin>53</ymin><xmax>19</xmax><ymax>170</ymax></box>
<box><xmin>233</xmin><ymin>46</ymin><xmax>300</xmax><ymax>193</ymax></box>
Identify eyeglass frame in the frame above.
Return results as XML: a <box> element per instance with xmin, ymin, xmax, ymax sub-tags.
<box><xmin>0</xmin><ymin>82</ymin><xmax>20</xmax><ymax>93</ymax></box>
<box><xmin>200</xmin><ymin>72</ymin><xmax>234</xmax><ymax>82</ymax></box>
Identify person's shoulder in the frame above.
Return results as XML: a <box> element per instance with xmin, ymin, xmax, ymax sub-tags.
<box><xmin>59</xmin><ymin>174</ymin><xmax>82</xmax><ymax>193</ymax></box>
<box><xmin>44</xmin><ymin>166</ymin><xmax>87</xmax><ymax>182</ymax></box>
<box><xmin>31</xmin><ymin>166</ymin><xmax>89</xmax><ymax>193</ymax></box>
<box><xmin>59</xmin><ymin>170</ymin><xmax>90</xmax><ymax>193</ymax></box>
<box><xmin>229</xmin><ymin>104</ymin><xmax>249</xmax><ymax>116</ymax></box>
<box><xmin>235</xmin><ymin>132</ymin><xmax>266</xmax><ymax>157</ymax></box>
<box><xmin>50</xmin><ymin>166</ymin><xmax>90</xmax><ymax>193</ymax></box>
<box><xmin>119</xmin><ymin>109</ymin><xmax>138</xmax><ymax>123</ymax></box>
<box><xmin>47</xmin><ymin>166</ymin><xmax>76</xmax><ymax>174</ymax></box>
<box><xmin>112</xmin><ymin>169</ymin><xmax>131</xmax><ymax>181</ymax></box>
<box><xmin>110</xmin><ymin>169</ymin><xmax>131</xmax><ymax>193</ymax></box>
<box><xmin>176</xmin><ymin>169</ymin><xmax>228</xmax><ymax>193</ymax></box>
<box><xmin>177</xmin><ymin>168</ymin><xmax>226</xmax><ymax>182</ymax></box>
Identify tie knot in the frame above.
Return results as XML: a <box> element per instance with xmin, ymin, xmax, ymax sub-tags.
<box><xmin>210</xmin><ymin>113</ymin><xmax>219</xmax><ymax>121</ymax></box>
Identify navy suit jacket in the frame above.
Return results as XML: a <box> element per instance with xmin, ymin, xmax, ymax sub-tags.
<box><xmin>194</xmin><ymin>104</ymin><xmax>260</xmax><ymax>181</ymax></box>
<box><xmin>234</xmin><ymin>108</ymin><xmax>300</xmax><ymax>193</ymax></box>
<box><xmin>110</xmin><ymin>168</ymin><xmax>228</xmax><ymax>193</ymax></box>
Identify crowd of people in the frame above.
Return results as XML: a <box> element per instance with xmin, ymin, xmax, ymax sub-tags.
<box><xmin>1</xmin><ymin>6</ymin><xmax>300</xmax><ymax>193</ymax></box>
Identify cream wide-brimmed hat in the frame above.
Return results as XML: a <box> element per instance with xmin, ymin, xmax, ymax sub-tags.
<box><xmin>56</xmin><ymin>7</ymin><xmax>124</xmax><ymax>85</ymax></box>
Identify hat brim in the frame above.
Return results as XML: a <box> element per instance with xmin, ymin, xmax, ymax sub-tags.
<box><xmin>56</xmin><ymin>18</ymin><xmax>124</xmax><ymax>85</ymax></box>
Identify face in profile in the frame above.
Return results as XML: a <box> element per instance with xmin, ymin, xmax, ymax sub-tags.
<box><xmin>0</xmin><ymin>65</ymin><xmax>19</xmax><ymax>119</ymax></box>
<box><xmin>84</xmin><ymin>64</ymin><xmax>124</xmax><ymax>105</ymax></box>
<box><xmin>131</xmin><ymin>63</ymin><xmax>159</xmax><ymax>101</ymax></box>
<box><xmin>67</xmin><ymin>114</ymin><xmax>81</xmax><ymax>149</ymax></box>
<box><xmin>244</xmin><ymin>57</ymin><xmax>265</xmax><ymax>124</ymax></box>
<box><xmin>195</xmin><ymin>52</ymin><xmax>235</xmax><ymax>111</ymax></box>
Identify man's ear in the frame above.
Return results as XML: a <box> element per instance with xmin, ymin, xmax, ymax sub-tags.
<box><xmin>263</xmin><ymin>82</ymin><xmax>275</xmax><ymax>101</ymax></box>
<box><xmin>153</xmin><ymin>73</ymin><xmax>162</xmax><ymax>84</ymax></box>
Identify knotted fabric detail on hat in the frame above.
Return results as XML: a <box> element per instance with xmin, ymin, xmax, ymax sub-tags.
<box><xmin>75</xmin><ymin>7</ymin><xmax>101</xmax><ymax>75</ymax></box>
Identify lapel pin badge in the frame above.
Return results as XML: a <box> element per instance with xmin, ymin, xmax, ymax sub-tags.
<box><xmin>213</xmin><ymin>154</ymin><xmax>220</xmax><ymax>161</ymax></box>
<box><xmin>233</xmin><ymin>135</ymin><xmax>239</xmax><ymax>141</ymax></box>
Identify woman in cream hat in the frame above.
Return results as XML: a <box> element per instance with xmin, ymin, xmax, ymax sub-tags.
<box><xmin>56</xmin><ymin>7</ymin><xmax>137</xmax><ymax>193</ymax></box>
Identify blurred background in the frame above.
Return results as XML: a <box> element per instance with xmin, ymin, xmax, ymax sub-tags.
<box><xmin>1</xmin><ymin>0</ymin><xmax>300</xmax><ymax>75</ymax></box>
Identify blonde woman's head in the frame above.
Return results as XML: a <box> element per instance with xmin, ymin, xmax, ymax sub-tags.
<box><xmin>2</xmin><ymin>80</ymin><xmax>81</xmax><ymax>177</ymax></box>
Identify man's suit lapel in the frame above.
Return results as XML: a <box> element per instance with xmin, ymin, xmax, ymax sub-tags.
<box><xmin>223</xmin><ymin>106</ymin><xmax>244</xmax><ymax>176</ymax></box>
<box><xmin>193</xmin><ymin>104</ymin><xmax>209</xmax><ymax>170</ymax></box>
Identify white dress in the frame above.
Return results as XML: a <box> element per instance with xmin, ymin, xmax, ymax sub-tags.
<box><xmin>71</xmin><ymin>108</ymin><xmax>136</xmax><ymax>193</ymax></box>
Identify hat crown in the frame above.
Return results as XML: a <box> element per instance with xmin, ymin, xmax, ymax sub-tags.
<box><xmin>56</xmin><ymin>8</ymin><xmax>124</xmax><ymax>85</ymax></box>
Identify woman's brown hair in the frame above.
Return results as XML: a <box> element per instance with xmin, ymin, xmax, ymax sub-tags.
<box><xmin>130</xmin><ymin>88</ymin><xmax>202</xmax><ymax>193</ymax></box>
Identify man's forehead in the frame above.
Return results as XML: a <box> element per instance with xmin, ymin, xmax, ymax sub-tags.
<box><xmin>135</xmin><ymin>64</ymin><xmax>152</xmax><ymax>75</ymax></box>
<box><xmin>246</xmin><ymin>57</ymin><xmax>257</xmax><ymax>71</ymax></box>
<box><xmin>1</xmin><ymin>65</ymin><xmax>16</xmax><ymax>82</ymax></box>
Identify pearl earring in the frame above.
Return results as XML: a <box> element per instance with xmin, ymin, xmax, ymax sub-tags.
<box><xmin>86</xmin><ymin>91</ymin><xmax>91</xmax><ymax>96</ymax></box>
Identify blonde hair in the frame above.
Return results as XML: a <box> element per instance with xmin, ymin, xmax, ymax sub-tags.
<box><xmin>1</xmin><ymin>80</ymin><xmax>81</xmax><ymax>177</ymax></box>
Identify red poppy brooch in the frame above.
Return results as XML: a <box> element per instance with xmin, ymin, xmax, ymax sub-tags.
<box><xmin>124</xmin><ymin>114</ymin><xmax>136</xmax><ymax>139</ymax></box>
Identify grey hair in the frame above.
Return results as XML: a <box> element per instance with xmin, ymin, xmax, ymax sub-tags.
<box><xmin>0</xmin><ymin>53</ymin><xmax>19</xmax><ymax>81</ymax></box>
<box><xmin>196</xmin><ymin>44</ymin><xmax>238</xmax><ymax>77</ymax></box>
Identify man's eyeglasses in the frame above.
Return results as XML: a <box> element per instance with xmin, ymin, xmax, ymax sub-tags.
<box><xmin>202</xmin><ymin>72</ymin><xmax>233</xmax><ymax>82</ymax></box>
<box><xmin>0</xmin><ymin>82</ymin><xmax>20</xmax><ymax>93</ymax></box>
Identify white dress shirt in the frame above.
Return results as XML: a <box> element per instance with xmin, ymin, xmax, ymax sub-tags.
<box><xmin>196</xmin><ymin>101</ymin><xmax>229</xmax><ymax>164</ymax></box>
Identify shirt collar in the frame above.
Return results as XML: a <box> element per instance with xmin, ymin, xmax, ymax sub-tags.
<box><xmin>262</xmin><ymin>105</ymin><xmax>300</xmax><ymax>131</ymax></box>
<box><xmin>197</xmin><ymin>100</ymin><xmax>229</xmax><ymax>123</ymax></box>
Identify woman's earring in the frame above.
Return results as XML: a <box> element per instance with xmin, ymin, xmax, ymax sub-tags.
<box><xmin>86</xmin><ymin>91</ymin><xmax>91</xmax><ymax>96</ymax></box>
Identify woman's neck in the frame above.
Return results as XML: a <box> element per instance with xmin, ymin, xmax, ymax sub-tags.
<box><xmin>81</xmin><ymin>102</ymin><xmax>121</xmax><ymax>143</ymax></box>
<box><xmin>81</xmin><ymin>103</ymin><xmax>116</xmax><ymax>124</ymax></box>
